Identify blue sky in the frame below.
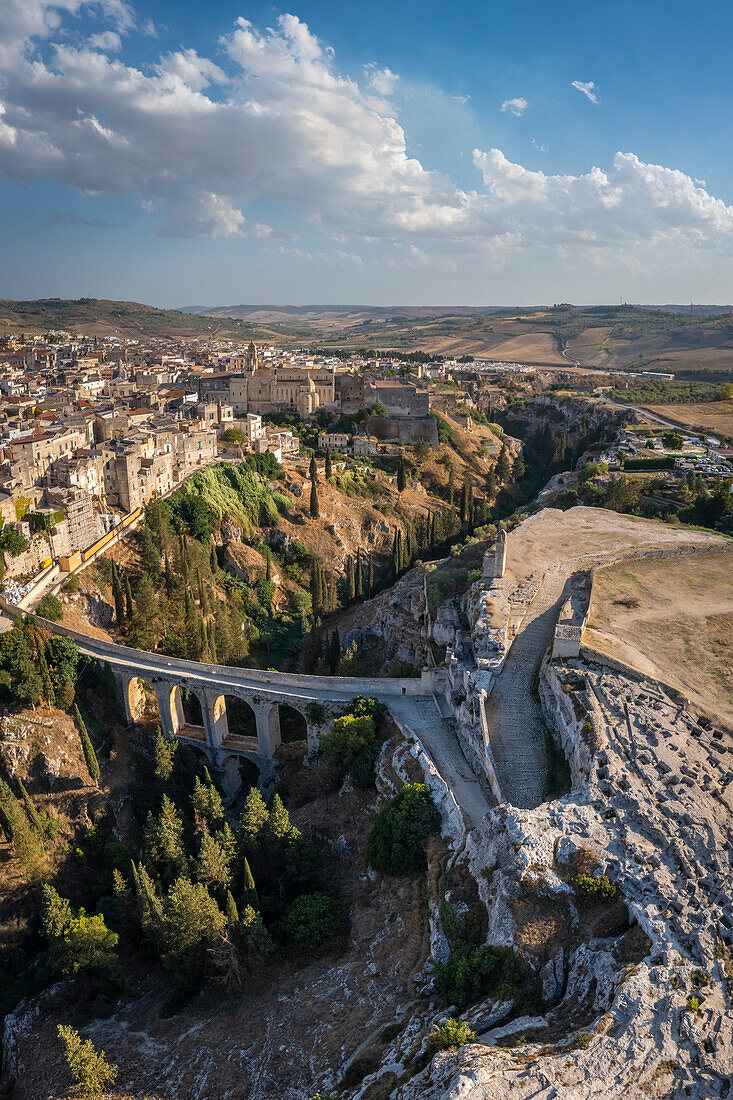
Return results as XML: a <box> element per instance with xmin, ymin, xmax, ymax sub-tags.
<box><xmin>1</xmin><ymin>0</ymin><xmax>731</xmax><ymax>307</ymax></box>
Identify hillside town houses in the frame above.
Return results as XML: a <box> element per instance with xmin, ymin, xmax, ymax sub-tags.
<box><xmin>0</xmin><ymin>332</ymin><xmax>436</xmax><ymax>578</ymax></box>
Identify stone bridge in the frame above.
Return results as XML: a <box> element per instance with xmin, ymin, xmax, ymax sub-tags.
<box><xmin>0</xmin><ymin>602</ymin><xmax>445</xmax><ymax>800</ymax></box>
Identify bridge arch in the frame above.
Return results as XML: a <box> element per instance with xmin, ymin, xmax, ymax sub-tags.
<box><xmin>124</xmin><ymin>676</ymin><xmax>162</xmax><ymax>728</ymax></box>
<box><xmin>278</xmin><ymin>703</ymin><xmax>308</xmax><ymax>745</ymax></box>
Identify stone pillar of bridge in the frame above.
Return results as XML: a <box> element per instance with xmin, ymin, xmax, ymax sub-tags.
<box><xmin>306</xmin><ymin>720</ymin><xmax>323</xmax><ymax>757</ymax></box>
<box><xmin>155</xmin><ymin>683</ymin><xmax>182</xmax><ymax>739</ymax></box>
<box><xmin>201</xmin><ymin>691</ymin><xmax>228</xmax><ymax>749</ymax></box>
<box><xmin>119</xmin><ymin>673</ymin><xmax>141</xmax><ymax>726</ymax></box>
<box><xmin>212</xmin><ymin>753</ymin><xmax>243</xmax><ymax>804</ymax></box>
<box><xmin>253</xmin><ymin>701</ymin><xmax>281</xmax><ymax>758</ymax></box>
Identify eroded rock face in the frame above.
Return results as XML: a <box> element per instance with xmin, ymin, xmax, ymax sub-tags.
<box><xmin>395</xmin><ymin>661</ymin><xmax>733</xmax><ymax>1099</ymax></box>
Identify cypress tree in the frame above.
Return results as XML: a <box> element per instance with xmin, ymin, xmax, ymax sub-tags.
<box><xmin>124</xmin><ymin>576</ymin><xmax>133</xmax><ymax>623</ymax></box>
<box><xmin>197</xmin><ymin>571</ymin><xmax>206</xmax><ymax>610</ymax></box>
<box><xmin>404</xmin><ymin>522</ymin><xmax>412</xmax><ymax>565</ymax></box>
<box><xmin>309</xmin><ymin>480</ymin><xmax>320</xmax><ymax>519</ymax></box>
<box><xmin>265</xmin><ymin>554</ymin><xmax>272</xmax><ymax>582</ymax></box>
<box><xmin>325</xmin><ymin>449</ymin><xmax>332</xmax><ymax>478</ymax></box>
<box><xmin>209</xmin><ymin>539</ymin><xmax>218</xmax><ymax>575</ymax></box>
<box><xmin>37</xmin><ymin>641</ymin><xmax>55</xmax><ymax>707</ymax></box>
<box><xmin>355</xmin><ymin>548</ymin><xmax>363</xmax><ymax>599</ymax></box>
<box><xmin>111</xmin><ymin>564</ymin><xmax>124</xmax><ymax>625</ymax></box>
<box><xmin>486</xmin><ymin>466</ymin><xmax>497</xmax><ymax>500</ymax></box>
<box><xmin>242</xmin><ymin>857</ymin><xmax>259</xmax><ymax>910</ymax></box>
<box><xmin>225</xmin><ymin>890</ymin><xmax>239</xmax><ymax>926</ymax></box>
<box><xmin>447</xmin><ymin>467</ymin><xmax>455</xmax><ymax>507</ymax></box>
<box><xmin>367</xmin><ymin>553</ymin><xmax>374</xmax><ymax>598</ymax></box>
<box><xmin>164</xmin><ymin>553</ymin><xmax>173</xmax><ymax>595</ymax></box>
<box><xmin>397</xmin><ymin>456</ymin><xmax>407</xmax><ymax>492</ymax></box>
<box><xmin>496</xmin><ymin>444</ymin><xmax>510</xmax><ymax>483</ymax></box>
<box><xmin>310</xmin><ymin>562</ymin><xmax>323</xmax><ymax>618</ymax></box>
<box><xmin>207</xmin><ymin>621</ymin><xmax>218</xmax><ymax>663</ymax></box>
<box><xmin>16</xmin><ymin>776</ymin><xmax>43</xmax><ymax>834</ymax></box>
<box><xmin>74</xmin><ymin>704</ymin><xmax>100</xmax><ymax>785</ymax></box>
<box><xmin>396</xmin><ymin>530</ymin><xmax>404</xmax><ymax>573</ymax></box>
<box><xmin>460</xmin><ymin>478</ymin><xmax>469</xmax><ymax>525</ymax></box>
<box><xmin>328</xmin><ymin>628</ymin><xmax>340</xmax><ymax>673</ymax></box>
<box><xmin>309</xmin><ymin>454</ymin><xmax>318</xmax><ymax>483</ymax></box>
<box><xmin>345</xmin><ymin>555</ymin><xmax>355</xmax><ymax>604</ymax></box>
<box><xmin>391</xmin><ymin>530</ymin><xmax>400</xmax><ymax>578</ymax></box>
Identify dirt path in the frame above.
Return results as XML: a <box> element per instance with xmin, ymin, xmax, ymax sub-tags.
<box><xmin>484</xmin><ymin>571</ymin><xmax>570</xmax><ymax>808</ymax></box>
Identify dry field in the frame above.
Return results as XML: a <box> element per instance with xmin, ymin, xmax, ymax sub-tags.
<box><xmin>503</xmin><ymin>505</ymin><xmax>727</xmax><ymax>587</ymax></box>
<box><xmin>586</xmin><ymin>548</ymin><xmax>733</xmax><ymax>727</ymax></box>
<box><xmin>641</xmin><ymin>400</ymin><xmax>733</xmax><ymax>438</ymax></box>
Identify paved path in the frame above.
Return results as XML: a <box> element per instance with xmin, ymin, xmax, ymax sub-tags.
<box><xmin>484</xmin><ymin>571</ymin><xmax>570</xmax><ymax>808</ymax></box>
<box><xmin>390</xmin><ymin>695</ymin><xmax>493</xmax><ymax>827</ymax></box>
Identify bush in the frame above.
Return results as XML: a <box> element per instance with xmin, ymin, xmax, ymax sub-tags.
<box><xmin>434</xmin><ymin>944</ymin><xmax>519</xmax><ymax>1009</ymax></box>
<box><xmin>428</xmin><ymin>1017</ymin><xmax>476</xmax><ymax>1052</ymax></box>
<box><xmin>367</xmin><ymin>784</ymin><xmax>441</xmax><ymax>876</ymax></box>
<box><xmin>342</xmin><ymin>695</ymin><xmax>388</xmax><ymax>728</ymax></box>
<box><xmin>65</xmin><ymin>573</ymin><xmax>80</xmax><ymax>593</ymax></box>
<box><xmin>37</xmin><ymin>593</ymin><xmax>62</xmax><ymax>621</ymax></box>
<box><xmin>57</xmin><ymin>1025</ymin><xmax>118</xmax><ymax>1097</ymax></box>
<box><xmin>686</xmin><ymin>995</ymin><xmax>700</xmax><ymax>1013</ymax></box>
<box><xmin>319</xmin><ymin>713</ymin><xmax>375</xmax><ymax>771</ymax></box>
<box><xmin>349</xmin><ymin>740</ymin><xmax>381</xmax><ymax>789</ymax></box>
<box><xmin>281</xmin><ymin>892</ymin><xmax>341</xmax><ymax>950</ymax></box>
<box><xmin>571</xmin><ymin>873</ymin><xmax>618</xmax><ymax>903</ymax></box>
<box><xmin>305</xmin><ymin>701</ymin><xmax>325</xmax><ymax>725</ymax></box>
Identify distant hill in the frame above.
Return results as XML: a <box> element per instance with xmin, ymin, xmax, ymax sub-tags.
<box><xmin>2</xmin><ymin>298</ymin><xmax>732</xmax><ymax>380</ymax></box>
<box><xmin>0</xmin><ymin>298</ymin><xmax>301</xmax><ymax>341</ymax></box>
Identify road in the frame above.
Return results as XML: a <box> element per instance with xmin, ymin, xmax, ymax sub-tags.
<box><xmin>483</xmin><ymin>571</ymin><xmax>569</xmax><ymax>808</ymax></box>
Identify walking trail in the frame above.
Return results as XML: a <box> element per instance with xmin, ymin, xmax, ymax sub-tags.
<box><xmin>484</xmin><ymin>570</ymin><xmax>570</xmax><ymax>808</ymax></box>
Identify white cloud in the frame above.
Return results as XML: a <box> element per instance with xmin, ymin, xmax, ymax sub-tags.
<box><xmin>0</xmin><ymin>4</ymin><xmax>731</xmax><ymax>270</ymax></box>
<box><xmin>531</xmin><ymin>138</ymin><xmax>547</xmax><ymax>153</ymax></box>
<box><xmin>500</xmin><ymin>97</ymin><xmax>527</xmax><ymax>117</ymax></box>
<box><xmin>571</xmin><ymin>80</ymin><xmax>599</xmax><ymax>104</ymax></box>
<box><xmin>365</xmin><ymin>65</ymin><xmax>399</xmax><ymax>96</ymax></box>
<box><xmin>89</xmin><ymin>30</ymin><xmax>122</xmax><ymax>51</ymax></box>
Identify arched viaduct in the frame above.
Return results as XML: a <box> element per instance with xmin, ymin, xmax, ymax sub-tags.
<box><xmin>3</xmin><ymin>604</ymin><xmax>445</xmax><ymax>801</ymax></box>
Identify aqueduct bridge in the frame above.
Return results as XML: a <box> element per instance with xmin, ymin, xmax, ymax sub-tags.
<box><xmin>1</xmin><ymin>602</ymin><xmax>446</xmax><ymax>799</ymax></box>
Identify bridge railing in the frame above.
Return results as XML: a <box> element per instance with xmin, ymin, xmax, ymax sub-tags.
<box><xmin>0</xmin><ymin>596</ymin><xmax>442</xmax><ymax>698</ymax></box>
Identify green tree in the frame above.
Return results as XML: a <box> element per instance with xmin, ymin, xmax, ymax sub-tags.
<box><xmin>325</xmin><ymin>449</ymin><xmax>333</xmax><ymax>478</ymax></box>
<box><xmin>240</xmin><ymin>787</ymin><xmax>269</xmax><ymax>844</ymax></box>
<box><xmin>192</xmin><ymin>770</ymin><xmax>225</xmax><ymax>829</ymax></box>
<box><xmin>355</xmin><ymin>548</ymin><xmax>363</xmax><ymax>599</ymax></box>
<box><xmin>196</xmin><ymin>830</ymin><xmax>234</xmax><ymax>891</ymax></box>
<box><xmin>153</xmin><ymin>726</ymin><xmax>177</xmax><ymax>782</ymax></box>
<box><xmin>111</xmin><ymin>562</ymin><xmax>124</xmax><ymax>625</ymax></box>
<box><xmin>124</xmin><ymin>576</ymin><xmax>134</xmax><ymax>622</ymax></box>
<box><xmin>281</xmin><ymin>892</ymin><xmax>341</xmax><ymax>950</ymax></box>
<box><xmin>242</xmin><ymin>857</ymin><xmax>259</xmax><ymax>910</ymax></box>
<box><xmin>160</xmin><ymin>876</ymin><xmax>226</xmax><ymax>984</ymax></box>
<box><xmin>37</xmin><ymin>593</ymin><xmax>62</xmax><ymax>621</ymax></box>
<box><xmin>345</xmin><ymin>554</ymin><xmax>355</xmax><ymax>604</ymax></box>
<box><xmin>367</xmin><ymin>783</ymin><xmax>441</xmax><ymax>875</ymax></box>
<box><xmin>309</xmin><ymin>454</ymin><xmax>318</xmax><ymax>483</ymax></box>
<box><xmin>496</xmin><ymin>445</ymin><xmax>510</xmax><ymax>483</ymax></box>
<box><xmin>73</xmin><ymin>705</ymin><xmax>100</xmax><ymax>785</ymax></box>
<box><xmin>57</xmin><ymin>1026</ymin><xmax>118</xmax><ymax>1098</ymax></box>
<box><xmin>309</xmin><ymin>479</ymin><xmax>320</xmax><ymax>519</ymax></box>
<box><xmin>144</xmin><ymin>795</ymin><xmax>187</xmax><ymax>883</ymax></box>
<box><xmin>319</xmin><ymin>714</ymin><xmax>376</xmax><ymax>771</ymax></box>
<box><xmin>397</xmin><ymin>456</ymin><xmax>407</xmax><ymax>492</ymax></box>
<box><xmin>512</xmin><ymin>450</ymin><xmax>526</xmax><ymax>480</ymax></box>
<box><xmin>221</xmin><ymin>427</ymin><xmax>245</xmax><ymax>443</ymax></box>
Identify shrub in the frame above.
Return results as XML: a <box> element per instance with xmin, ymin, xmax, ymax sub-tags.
<box><xmin>367</xmin><ymin>783</ymin><xmax>441</xmax><ymax>876</ymax></box>
<box><xmin>434</xmin><ymin>944</ymin><xmax>519</xmax><ymax>1009</ymax></box>
<box><xmin>65</xmin><ymin>573</ymin><xmax>80</xmax><ymax>593</ymax></box>
<box><xmin>349</xmin><ymin>741</ymin><xmax>381</xmax><ymax>789</ymax></box>
<box><xmin>571</xmin><ymin>873</ymin><xmax>618</xmax><ymax>903</ymax></box>
<box><xmin>57</xmin><ymin>1025</ymin><xmax>118</xmax><ymax>1097</ymax></box>
<box><xmin>37</xmin><ymin>593</ymin><xmax>63</xmax><ymax>621</ymax></box>
<box><xmin>305</xmin><ymin>701</ymin><xmax>325</xmax><ymax>725</ymax></box>
<box><xmin>319</xmin><ymin>713</ymin><xmax>375</xmax><ymax>771</ymax></box>
<box><xmin>686</xmin><ymin>995</ymin><xmax>700</xmax><ymax>1013</ymax></box>
<box><xmin>428</xmin><ymin>1017</ymin><xmax>476</xmax><ymax>1053</ymax></box>
<box><xmin>281</xmin><ymin>892</ymin><xmax>341</xmax><ymax>950</ymax></box>
<box><xmin>342</xmin><ymin>695</ymin><xmax>388</xmax><ymax>728</ymax></box>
